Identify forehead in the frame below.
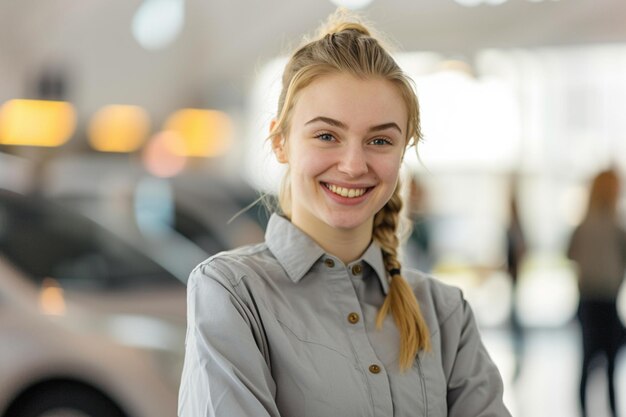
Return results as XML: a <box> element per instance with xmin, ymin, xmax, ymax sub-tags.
<box><xmin>290</xmin><ymin>73</ymin><xmax>408</xmax><ymax>129</ymax></box>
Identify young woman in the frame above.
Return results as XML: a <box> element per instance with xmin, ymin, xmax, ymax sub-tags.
<box><xmin>178</xmin><ymin>11</ymin><xmax>510</xmax><ymax>417</ymax></box>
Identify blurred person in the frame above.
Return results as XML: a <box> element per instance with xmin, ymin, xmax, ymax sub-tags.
<box><xmin>506</xmin><ymin>184</ymin><xmax>526</xmax><ymax>379</ymax></box>
<box><xmin>567</xmin><ymin>168</ymin><xmax>626</xmax><ymax>417</ymax></box>
<box><xmin>403</xmin><ymin>175</ymin><xmax>436</xmax><ymax>273</ymax></box>
<box><xmin>178</xmin><ymin>9</ymin><xmax>510</xmax><ymax>417</ymax></box>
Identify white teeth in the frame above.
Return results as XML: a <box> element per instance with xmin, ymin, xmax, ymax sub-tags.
<box><xmin>325</xmin><ymin>183</ymin><xmax>367</xmax><ymax>198</ymax></box>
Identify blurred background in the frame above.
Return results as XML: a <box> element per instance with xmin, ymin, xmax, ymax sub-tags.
<box><xmin>1</xmin><ymin>0</ymin><xmax>626</xmax><ymax>416</ymax></box>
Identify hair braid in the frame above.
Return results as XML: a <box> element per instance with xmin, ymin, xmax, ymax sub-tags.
<box><xmin>373</xmin><ymin>181</ymin><xmax>431</xmax><ymax>370</ymax></box>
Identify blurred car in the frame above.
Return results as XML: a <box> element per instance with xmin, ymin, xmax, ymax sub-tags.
<box><xmin>0</xmin><ymin>188</ymin><xmax>189</xmax><ymax>417</ymax></box>
<box><xmin>41</xmin><ymin>155</ymin><xmax>267</xmax><ymax>282</ymax></box>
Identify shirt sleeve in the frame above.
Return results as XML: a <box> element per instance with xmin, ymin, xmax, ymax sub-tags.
<box><xmin>441</xmin><ymin>298</ymin><xmax>511</xmax><ymax>417</ymax></box>
<box><xmin>178</xmin><ymin>262</ymin><xmax>281</xmax><ymax>417</ymax></box>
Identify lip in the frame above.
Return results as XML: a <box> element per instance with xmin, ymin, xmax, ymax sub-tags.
<box><xmin>320</xmin><ymin>181</ymin><xmax>374</xmax><ymax>205</ymax></box>
<box><xmin>321</xmin><ymin>180</ymin><xmax>376</xmax><ymax>189</ymax></box>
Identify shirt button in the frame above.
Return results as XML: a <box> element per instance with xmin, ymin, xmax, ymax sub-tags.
<box><xmin>347</xmin><ymin>312</ymin><xmax>360</xmax><ymax>324</ymax></box>
<box><xmin>351</xmin><ymin>264</ymin><xmax>362</xmax><ymax>275</ymax></box>
<box><xmin>324</xmin><ymin>258</ymin><xmax>335</xmax><ymax>268</ymax></box>
<box><xmin>369</xmin><ymin>364</ymin><xmax>381</xmax><ymax>374</ymax></box>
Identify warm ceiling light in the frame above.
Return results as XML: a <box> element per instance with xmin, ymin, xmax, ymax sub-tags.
<box><xmin>88</xmin><ymin>105</ymin><xmax>151</xmax><ymax>153</ymax></box>
<box><xmin>0</xmin><ymin>99</ymin><xmax>76</xmax><ymax>147</ymax></box>
<box><xmin>163</xmin><ymin>109</ymin><xmax>234</xmax><ymax>157</ymax></box>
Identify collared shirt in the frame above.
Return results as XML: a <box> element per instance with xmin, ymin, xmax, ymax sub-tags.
<box><xmin>178</xmin><ymin>214</ymin><xmax>511</xmax><ymax>417</ymax></box>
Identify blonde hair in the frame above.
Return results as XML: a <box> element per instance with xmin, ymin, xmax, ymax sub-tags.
<box><xmin>270</xmin><ymin>10</ymin><xmax>430</xmax><ymax>370</ymax></box>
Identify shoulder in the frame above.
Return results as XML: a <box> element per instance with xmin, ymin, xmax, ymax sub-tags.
<box><xmin>188</xmin><ymin>242</ymin><xmax>277</xmax><ymax>290</ymax></box>
<box><xmin>402</xmin><ymin>268</ymin><xmax>464</xmax><ymax>334</ymax></box>
<box><xmin>186</xmin><ymin>242</ymin><xmax>285</xmax><ymax>325</ymax></box>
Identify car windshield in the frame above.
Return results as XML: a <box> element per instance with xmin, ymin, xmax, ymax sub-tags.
<box><xmin>0</xmin><ymin>190</ymin><xmax>183</xmax><ymax>291</ymax></box>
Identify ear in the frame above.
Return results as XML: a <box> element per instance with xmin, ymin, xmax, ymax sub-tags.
<box><xmin>270</xmin><ymin>119</ymin><xmax>289</xmax><ymax>164</ymax></box>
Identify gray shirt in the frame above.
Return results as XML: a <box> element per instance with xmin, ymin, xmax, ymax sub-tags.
<box><xmin>178</xmin><ymin>214</ymin><xmax>511</xmax><ymax>417</ymax></box>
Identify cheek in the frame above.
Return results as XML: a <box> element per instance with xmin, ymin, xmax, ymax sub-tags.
<box><xmin>375</xmin><ymin>155</ymin><xmax>403</xmax><ymax>183</ymax></box>
<box><xmin>290</xmin><ymin>148</ymin><xmax>331</xmax><ymax>180</ymax></box>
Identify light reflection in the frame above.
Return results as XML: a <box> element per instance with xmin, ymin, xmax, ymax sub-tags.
<box><xmin>103</xmin><ymin>314</ymin><xmax>185</xmax><ymax>388</ymax></box>
<box><xmin>328</xmin><ymin>0</ymin><xmax>375</xmax><ymax>10</ymax></box>
<box><xmin>134</xmin><ymin>175</ymin><xmax>175</xmax><ymax>236</ymax></box>
<box><xmin>163</xmin><ymin>109</ymin><xmax>234</xmax><ymax>157</ymax></box>
<box><xmin>88</xmin><ymin>105</ymin><xmax>151</xmax><ymax>153</ymax></box>
<box><xmin>142</xmin><ymin>131</ymin><xmax>187</xmax><ymax>178</ymax></box>
<box><xmin>0</xmin><ymin>99</ymin><xmax>76</xmax><ymax>147</ymax></box>
<box><xmin>132</xmin><ymin>0</ymin><xmax>184</xmax><ymax>50</ymax></box>
<box><xmin>106</xmin><ymin>314</ymin><xmax>180</xmax><ymax>350</ymax></box>
<box><xmin>39</xmin><ymin>278</ymin><xmax>66</xmax><ymax>316</ymax></box>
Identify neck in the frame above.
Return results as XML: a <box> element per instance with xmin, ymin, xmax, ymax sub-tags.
<box><xmin>291</xmin><ymin>216</ymin><xmax>373</xmax><ymax>264</ymax></box>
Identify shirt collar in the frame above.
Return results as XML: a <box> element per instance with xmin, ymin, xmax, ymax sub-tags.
<box><xmin>265</xmin><ymin>214</ymin><xmax>389</xmax><ymax>294</ymax></box>
<box><xmin>359</xmin><ymin>240</ymin><xmax>389</xmax><ymax>295</ymax></box>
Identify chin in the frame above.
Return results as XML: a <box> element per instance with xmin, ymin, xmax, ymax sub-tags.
<box><xmin>323</xmin><ymin>213</ymin><xmax>370</xmax><ymax>231</ymax></box>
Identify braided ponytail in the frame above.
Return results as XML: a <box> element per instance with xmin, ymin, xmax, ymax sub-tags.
<box><xmin>373</xmin><ymin>181</ymin><xmax>431</xmax><ymax>370</ymax></box>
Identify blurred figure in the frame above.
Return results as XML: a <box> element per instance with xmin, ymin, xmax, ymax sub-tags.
<box><xmin>567</xmin><ymin>169</ymin><xmax>626</xmax><ymax>417</ymax></box>
<box><xmin>506</xmin><ymin>187</ymin><xmax>526</xmax><ymax>379</ymax></box>
<box><xmin>404</xmin><ymin>175</ymin><xmax>435</xmax><ymax>272</ymax></box>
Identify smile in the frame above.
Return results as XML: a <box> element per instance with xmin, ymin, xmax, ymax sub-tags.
<box><xmin>322</xmin><ymin>182</ymin><xmax>371</xmax><ymax>198</ymax></box>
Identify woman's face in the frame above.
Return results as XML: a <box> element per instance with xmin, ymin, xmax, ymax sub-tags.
<box><xmin>274</xmin><ymin>73</ymin><xmax>408</xmax><ymax>235</ymax></box>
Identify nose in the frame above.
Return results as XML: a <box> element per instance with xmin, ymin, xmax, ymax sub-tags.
<box><xmin>337</xmin><ymin>143</ymin><xmax>368</xmax><ymax>178</ymax></box>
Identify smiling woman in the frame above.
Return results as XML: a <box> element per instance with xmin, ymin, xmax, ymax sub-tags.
<box><xmin>274</xmin><ymin>73</ymin><xmax>407</xmax><ymax>243</ymax></box>
<box><xmin>178</xmin><ymin>9</ymin><xmax>511</xmax><ymax>417</ymax></box>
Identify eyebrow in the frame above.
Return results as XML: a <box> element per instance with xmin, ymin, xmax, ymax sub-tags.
<box><xmin>305</xmin><ymin>116</ymin><xmax>403</xmax><ymax>134</ymax></box>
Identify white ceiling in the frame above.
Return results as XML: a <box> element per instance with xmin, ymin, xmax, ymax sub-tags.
<box><xmin>1</xmin><ymin>0</ymin><xmax>625</xmax><ymax>123</ymax></box>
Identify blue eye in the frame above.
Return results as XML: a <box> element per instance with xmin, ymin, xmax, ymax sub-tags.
<box><xmin>315</xmin><ymin>133</ymin><xmax>335</xmax><ymax>142</ymax></box>
<box><xmin>371</xmin><ymin>138</ymin><xmax>392</xmax><ymax>146</ymax></box>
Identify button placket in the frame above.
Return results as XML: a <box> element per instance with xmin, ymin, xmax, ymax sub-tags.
<box><xmin>328</xmin><ymin>265</ymin><xmax>393</xmax><ymax>416</ymax></box>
